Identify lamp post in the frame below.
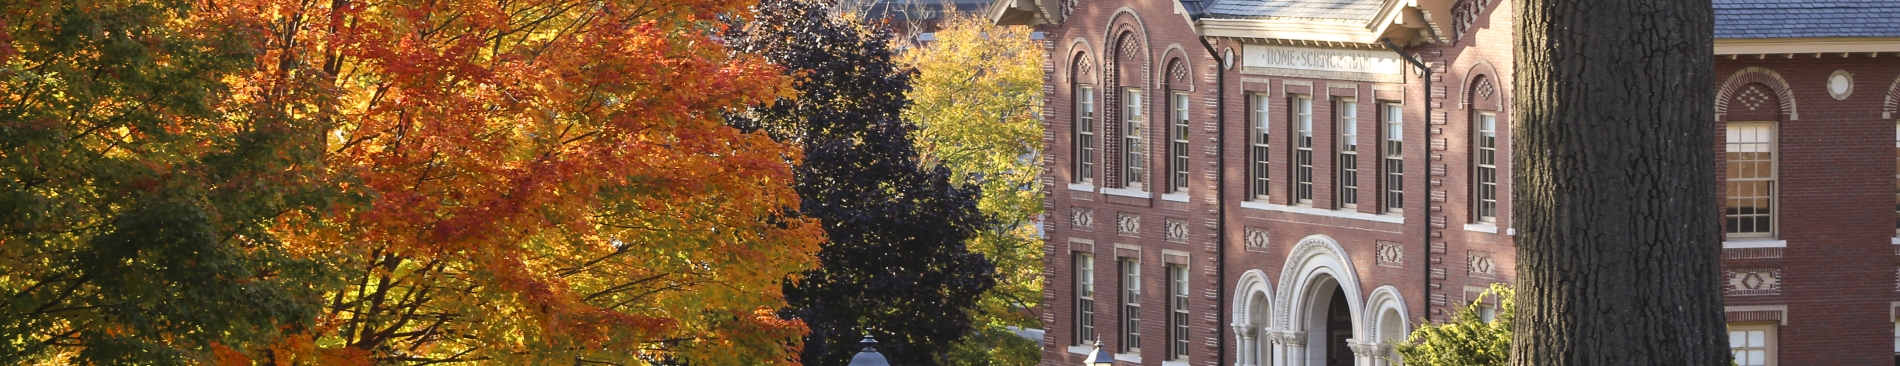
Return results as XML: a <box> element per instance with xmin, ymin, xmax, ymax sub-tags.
<box><xmin>848</xmin><ymin>335</ymin><xmax>891</xmax><ymax>366</ymax></box>
<box><xmin>1083</xmin><ymin>339</ymin><xmax>1115</xmax><ymax>366</ymax></box>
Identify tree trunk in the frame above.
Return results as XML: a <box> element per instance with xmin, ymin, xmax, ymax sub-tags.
<box><xmin>1510</xmin><ymin>0</ymin><xmax>1728</xmax><ymax>365</ymax></box>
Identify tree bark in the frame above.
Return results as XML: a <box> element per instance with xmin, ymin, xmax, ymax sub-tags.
<box><xmin>1510</xmin><ymin>0</ymin><xmax>1728</xmax><ymax>365</ymax></box>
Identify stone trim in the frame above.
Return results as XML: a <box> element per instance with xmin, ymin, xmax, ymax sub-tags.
<box><xmin>1884</xmin><ymin>73</ymin><xmax>1899</xmax><ymax>119</ymax></box>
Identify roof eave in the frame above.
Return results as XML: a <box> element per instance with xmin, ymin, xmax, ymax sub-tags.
<box><xmin>1714</xmin><ymin>37</ymin><xmax>1900</xmax><ymax>55</ymax></box>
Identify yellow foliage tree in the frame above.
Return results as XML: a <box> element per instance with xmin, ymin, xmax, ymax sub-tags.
<box><xmin>898</xmin><ymin>10</ymin><xmax>1046</xmax><ymax>365</ymax></box>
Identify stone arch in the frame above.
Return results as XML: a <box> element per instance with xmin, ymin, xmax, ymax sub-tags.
<box><xmin>1363</xmin><ymin>285</ymin><xmax>1412</xmax><ymax>366</ymax></box>
<box><xmin>1066</xmin><ymin>39</ymin><xmax>1097</xmax><ymax>85</ymax></box>
<box><xmin>1232</xmin><ymin>269</ymin><xmax>1276</xmax><ymax>366</ymax></box>
<box><xmin>1274</xmin><ymin>234</ymin><xmax>1367</xmax><ymax>365</ymax></box>
<box><xmin>1884</xmin><ymin>74</ymin><xmax>1899</xmax><ymax>119</ymax></box>
<box><xmin>1461</xmin><ymin>60</ymin><xmax>1502</xmax><ymax>111</ymax></box>
<box><xmin>1160</xmin><ymin>44</ymin><xmax>1193</xmax><ymax>91</ymax></box>
<box><xmin>1717</xmin><ymin>67</ymin><xmax>1799</xmax><ymax>121</ymax></box>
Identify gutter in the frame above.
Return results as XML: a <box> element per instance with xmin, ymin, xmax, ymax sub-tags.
<box><xmin>1196</xmin><ymin>35</ymin><xmax>1228</xmax><ymax>366</ymax></box>
<box><xmin>1381</xmin><ymin>38</ymin><xmax>1432</xmax><ymax>326</ymax></box>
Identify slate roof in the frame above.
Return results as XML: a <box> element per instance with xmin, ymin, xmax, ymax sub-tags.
<box><xmin>1714</xmin><ymin>0</ymin><xmax>1900</xmax><ymax>38</ymax></box>
<box><xmin>1200</xmin><ymin>0</ymin><xmax>1386</xmax><ymax>22</ymax></box>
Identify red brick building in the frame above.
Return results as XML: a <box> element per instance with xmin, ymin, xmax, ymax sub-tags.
<box><xmin>992</xmin><ymin>0</ymin><xmax>1900</xmax><ymax>365</ymax></box>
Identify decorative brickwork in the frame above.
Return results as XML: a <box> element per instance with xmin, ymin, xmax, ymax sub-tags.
<box><xmin>1116</xmin><ymin>212</ymin><xmax>1140</xmax><ymax>235</ymax></box>
<box><xmin>1716</xmin><ymin>66</ymin><xmax>1799</xmax><ymax>121</ymax></box>
<box><xmin>1725</xmin><ymin>268</ymin><xmax>1782</xmax><ymax>296</ymax></box>
<box><xmin>1071</xmin><ymin>208</ymin><xmax>1094</xmax><ymax>230</ymax></box>
<box><xmin>1243</xmin><ymin>227</ymin><xmax>1269</xmax><ymax>252</ymax></box>
<box><xmin>1376</xmin><ymin>241</ymin><xmax>1404</xmax><ymax>268</ymax></box>
<box><xmin>1165</xmin><ymin>218</ymin><xmax>1188</xmax><ymax>242</ymax></box>
<box><xmin>1466</xmin><ymin>250</ymin><xmax>1495</xmax><ymax>277</ymax></box>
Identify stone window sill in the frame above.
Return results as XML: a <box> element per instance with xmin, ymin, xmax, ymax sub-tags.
<box><xmin>1102</xmin><ymin>187</ymin><xmax>1151</xmax><ymax>199</ymax></box>
<box><xmin>1239</xmin><ymin>201</ymin><xmax>1404</xmax><ymax>224</ymax></box>
<box><xmin>1723</xmin><ymin>239</ymin><xmax>1787</xmax><ymax>249</ymax></box>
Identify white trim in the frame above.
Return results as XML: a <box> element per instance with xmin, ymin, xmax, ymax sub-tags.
<box><xmin>1715</xmin><ymin>37</ymin><xmax>1900</xmax><ymax>55</ymax></box>
<box><xmin>1068</xmin><ymin>183</ymin><xmax>1097</xmax><ymax>192</ymax></box>
<box><xmin>1463</xmin><ymin>223</ymin><xmax>1499</xmax><ymax>234</ymax></box>
<box><xmin>1103</xmin><ymin>187</ymin><xmax>1152</xmax><ymax>198</ymax></box>
<box><xmin>1723</xmin><ymin>239</ymin><xmax>1788</xmax><ymax>249</ymax></box>
<box><xmin>1162</xmin><ymin>193</ymin><xmax>1190</xmax><ymax>202</ymax></box>
<box><xmin>1114</xmin><ymin>353</ymin><xmax>1143</xmax><ymax>363</ymax></box>
<box><xmin>1506</xmin><ymin>228</ymin><xmax>1516</xmax><ymax>236</ymax></box>
<box><xmin>1162</xmin><ymin>361</ymin><xmax>1190</xmax><ymax>366</ymax></box>
<box><xmin>1240</xmin><ymin>201</ymin><xmax>1404</xmax><ymax>224</ymax></box>
<box><xmin>1067</xmin><ymin>345</ymin><xmax>1092</xmax><ymax>355</ymax></box>
<box><xmin>1889</xmin><ymin>236</ymin><xmax>1899</xmax><ymax>245</ymax></box>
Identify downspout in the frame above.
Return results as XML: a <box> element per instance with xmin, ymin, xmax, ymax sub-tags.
<box><xmin>1381</xmin><ymin>38</ymin><xmax>1432</xmax><ymax>327</ymax></box>
<box><xmin>1196</xmin><ymin>35</ymin><xmax>1227</xmax><ymax>365</ymax></box>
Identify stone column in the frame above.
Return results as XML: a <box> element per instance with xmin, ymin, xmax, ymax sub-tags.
<box><xmin>1278</xmin><ymin>331</ymin><xmax>1306</xmax><ymax>366</ymax></box>
<box><xmin>1346</xmin><ymin>339</ymin><xmax>1377</xmax><ymax>366</ymax></box>
<box><xmin>1233</xmin><ymin>325</ymin><xmax>1257</xmax><ymax>366</ymax></box>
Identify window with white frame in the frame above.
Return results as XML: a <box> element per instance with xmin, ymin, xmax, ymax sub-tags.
<box><xmin>1382</xmin><ymin>102</ymin><xmax>1404</xmax><ymax>213</ymax></box>
<box><xmin>1167</xmin><ymin>264</ymin><xmax>1189</xmax><ymax>360</ymax></box>
<box><xmin>1249</xmin><ymin>93</ymin><xmax>1271</xmax><ymax>201</ymax></box>
<box><xmin>1074</xmin><ymin>252</ymin><xmax>1094</xmax><ymax>345</ymax></box>
<box><xmin>1336</xmin><ymin>98</ymin><xmax>1359</xmax><ymax>208</ymax></box>
<box><xmin>1473</xmin><ymin>111</ymin><xmax>1498</xmax><ymax>223</ymax></box>
<box><xmin>1075</xmin><ymin>84</ymin><xmax>1096</xmax><ymax>185</ymax></box>
<box><xmin>1170</xmin><ymin>91</ymin><xmax>1190</xmax><ymax>193</ymax></box>
<box><xmin>1123</xmin><ymin>88</ymin><xmax>1146</xmax><ymax>190</ymax></box>
<box><xmin>1726</xmin><ymin>122</ymin><xmax>1776</xmax><ymax>238</ymax></box>
<box><xmin>1727</xmin><ymin>323</ymin><xmax>1776</xmax><ymax>366</ymax></box>
<box><xmin>1292</xmin><ymin>95</ymin><xmax>1314</xmax><ymax>205</ymax></box>
<box><xmin>1120</xmin><ymin>257</ymin><xmax>1142</xmax><ymax>353</ymax></box>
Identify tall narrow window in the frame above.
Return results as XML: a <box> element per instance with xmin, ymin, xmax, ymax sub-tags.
<box><xmin>1893</xmin><ymin>123</ymin><xmax>1898</xmax><ymax>234</ymax></box>
<box><xmin>1167</xmin><ymin>264</ymin><xmax>1190</xmax><ymax>360</ymax></box>
<box><xmin>1293</xmin><ymin>96</ymin><xmax>1314</xmax><ymax>205</ymax></box>
<box><xmin>1249</xmin><ymin>93</ymin><xmax>1271</xmax><ymax>200</ymax></box>
<box><xmin>1120</xmin><ymin>258</ymin><xmax>1141</xmax><ymax>353</ymax></box>
<box><xmin>1473</xmin><ymin>112</ymin><xmax>1498</xmax><ymax>223</ymax></box>
<box><xmin>1382</xmin><ymin>102</ymin><xmax>1404</xmax><ymax>213</ymax></box>
<box><xmin>1726</xmin><ymin>123</ymin><xmax>1776</xmax><ymax>238</ymax></box>
<box><xmin>1074</xmin><ymin>252</ymin><xmax>1095</xmax><ymax>345</ymax></box>
<box><xmin>1076</xmin><ymin>85</ymin><xmax>1097</xmax><ymax>184</ymax></box>
<box><xmin>1727</xmin><ymin>323</ymin><xmax>1776</xmax><ymax>366</ymax></box>
<box><xmin>1336</xmin><ymin>99</ymin><xmax>1359</xmax><ymax>208</ymax></box>
<box><xmin>1123</xmin><ymin>88</ymin><xmax>1147</xmax><ymax>190</ymax></box>
<box><xmin>1170</xmin><ymin>92</ymin><xmax>1190</xmax><ymax>193</ymax></box>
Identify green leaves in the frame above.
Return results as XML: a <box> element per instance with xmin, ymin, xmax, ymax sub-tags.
<box><xmin>1394</xmin><ymin>284</ymin><xmax>1515</xmax><ymax>366</ymax></box>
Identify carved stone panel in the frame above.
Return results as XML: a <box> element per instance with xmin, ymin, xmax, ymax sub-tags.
<box><xmin>1243</xmin><ymin>227</ymin><xmax>1270</xmax><ymax>252</ymax></box>
<box><xmin>1117</xmin><ymin>213</ymin><xmax>1140</xmax><ymax>235</ymax></box>
<box><xmin>1377</xmin><ymin>240</ymin><xmax>1404</xmax><ymax>268</ymax></box>
<box><xmin>1725</xmin><ymin>268</ymin><xmax>1782</xmax><ymax>296</ymax></box>
<box><xmin>1165</xmin><ymin>218</ymin><xmax>1188</xmax><ymax>243</ymax></box>
<box><xmin>1070</xmin><ymin>208</ymin><xmax>1093</xmax><ymax>230</ymax></box>
<box><xmin>1466</xmin><ymin>250</ymin><xmax>1495</xmax><ymax>277</ymax></box>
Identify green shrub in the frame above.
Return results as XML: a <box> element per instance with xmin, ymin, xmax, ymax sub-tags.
<box><xmin>1392</xmin><ymin>284</ymin><xmax>1514</xmax><ymax>366</ymax></box>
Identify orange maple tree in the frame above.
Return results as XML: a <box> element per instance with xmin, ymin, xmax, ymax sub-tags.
<box><xmin>217</xmin><ymin>0</ymin><xmax>823</xmax><ymax>363</ymax></box>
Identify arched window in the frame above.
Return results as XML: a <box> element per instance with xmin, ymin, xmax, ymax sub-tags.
<box><xmin>1113</xmin><ymin>31</ymin><xmax>1147</xmax><ymax>191</ymax></box>
<box><xmin>1165</xmin><ymin>59</ymin><xmax>1190</xmax><ymax>194</ymax></box>
<box><xmin>1072</xmin><ymin>54</ymin><xmax>1097</xmax><ymax>185</ymax></box>
<box><xmin>1469</xmin><ymin>76</ymin><xmax>1501</xmax><ymax>224</ymax></box>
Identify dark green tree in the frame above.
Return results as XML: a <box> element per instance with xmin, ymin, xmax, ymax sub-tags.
<box><xmin>726</xmin><ymin>0</ymin><xmax>997</xmax><ymax>364</ymax></box>
<box><xmin>0</xmin><ymin>0</ymin><xmax>337</xmax><ymax>363</ymax></box>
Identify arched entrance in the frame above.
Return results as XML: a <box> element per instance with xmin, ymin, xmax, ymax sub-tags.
<box><xmin>1275</xmin><ymin>235</ymin><xmax>1366</xmax><ymax>366</ymax></box>
<box><xmin>1231</xmin><ymin>269</ymin><xmax>1274</xmax><ymax>366</ymax></box>
<box><xmin>1299</xmin><ymin>277</ymin><xmax>1353</xmax><ymax>366</ymax></box>
<box><xmin>1365</xmin><ymin>285</ymin><xmax>1412</xmax><ymax>366</ymax></box>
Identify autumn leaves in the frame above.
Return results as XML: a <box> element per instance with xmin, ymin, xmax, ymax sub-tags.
<box><xmin>4</xmin><ymin>0</ymin><xmax>817</xmax><ymax>364</ymax></box>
